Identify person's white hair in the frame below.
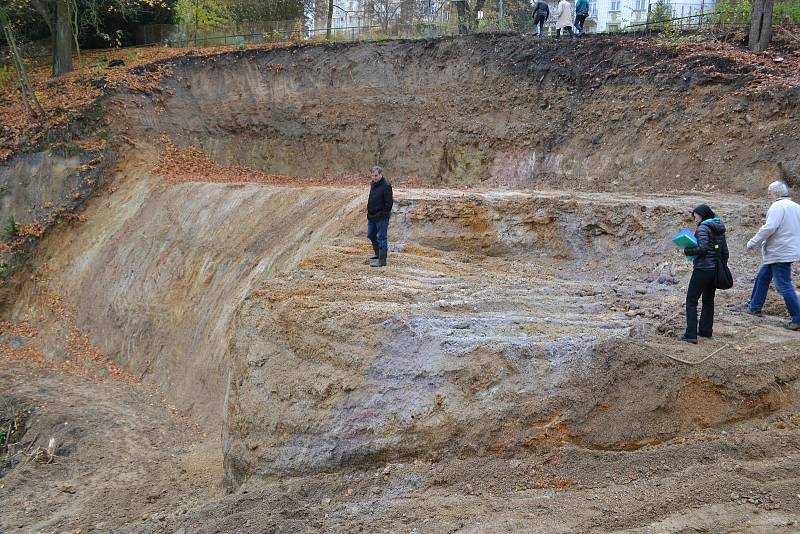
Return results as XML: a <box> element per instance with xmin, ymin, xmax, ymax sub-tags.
<box><xmin>768</xmin><ymin>181</ymin><xmax>790</xmax><ymax>198</ymax></box>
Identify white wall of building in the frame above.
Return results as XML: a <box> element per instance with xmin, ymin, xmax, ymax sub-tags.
<box><xmin>313</xmin><ymin>0</ymin><xmax>452</xmax><ymax>32</ymax></box>
<box><xmin>591</xmin><ymin>0</ymin><xmax>715</xmax><ymax>32</ymax></box>
<box><xmin>312</xmin><ymin>0</ymin><xmax>716</xmax><ymax>34</ymax></box>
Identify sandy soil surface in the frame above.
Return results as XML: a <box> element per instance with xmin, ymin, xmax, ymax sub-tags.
<box><xmin>0</xmin><ymin>359</ymin><xmax>222</xmax><ymax>533</ymax></box>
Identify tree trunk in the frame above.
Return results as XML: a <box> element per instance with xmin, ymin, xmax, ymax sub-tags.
<box><xmin>1</xmin><ymin>8</ymin><xmax>46</xmax><ymax>117</ymax></box>
<box><xmin>314</xmin><ymin>0</ymin><xmax>327</xmax><ymax>39</ymax></box>
<box><xmin>453</xmin><ymin>0</ymin><xmax>487</xmax><ymax>34</ymax></box>
<box><xmin>453</xmin><ymin>0</ymin><xmax>469</xmax><ymax>33</ymax></box>
<box><xmin>748</xmin><ymin>0</ymin><xmax>774</xmax><ymax>52</ymax></box>
<box><xmin>326</xmin><ymin>0</ymin><xmax>334</xmax><ymax>38</ymax></box>
<box><xmin>69</xmin><ymin>0</ymin><xmax>83</xmax><ymax>80</ymax></box>
<box><xmin>400</xmin><ymin>0</ymin><xmax>415</xmax><ymax>25</ymax></box>
<box><xmin>52</xmin><ymin>0</ymin><xmax>73</xmax><ymax>76</ymax></box>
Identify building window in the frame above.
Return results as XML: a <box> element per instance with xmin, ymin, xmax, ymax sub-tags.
<box><xmin>635</xmin><ymin>0</ymin><xmax>646</xmax><ymax>10</ymax></box>
<box><xmin>607</xmin><ymin>23</ymin><xmax>619</xmax><ymax>31</ymax></box>
<box><xmin>610</xmin><ymin>0</ymin><xmax>620</xmax><ymax>11</ymax></box>
<box><xmin>419</xmin><ymin>0</ymin><xmax>434</xmax><ymax>16</ymax></box>
<box><xmin>589</xmin><ymin>0</ymin><xmax>597</xmax><ymax>16</ymax></box>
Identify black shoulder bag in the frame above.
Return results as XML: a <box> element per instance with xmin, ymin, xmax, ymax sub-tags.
<box><xmin>714</xmin><ymin>234</ymin><xmax>733</xmax><ymax>290</ymax></box>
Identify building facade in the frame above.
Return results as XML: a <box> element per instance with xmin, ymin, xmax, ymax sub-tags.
<box><xmin>312</xmin><ymin>0</ymin><xmax>716</xmax><ymax>36</ymax></box>
<box><xmin>588</xmin><ymin>0</ymin><xmax>715</xmax><ymax>33</ymax></box>
<box><xmin>312</xmin><ymin>0</ymin><xmax>454</xmax><ymax>35</ymax></box>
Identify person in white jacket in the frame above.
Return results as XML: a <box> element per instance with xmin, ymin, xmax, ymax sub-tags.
<box><xmin>746</xmin><ymin>181</ymin><xmax>800</xmax><ymax>330</ymax></box>
<box><xmin>555</xmin><ymin>0</ymin><xmax>575</xmax><ymax>40</ymax></box>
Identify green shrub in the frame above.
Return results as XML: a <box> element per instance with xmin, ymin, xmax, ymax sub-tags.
<box><xmin>714</xmin><ymin>0</ymin><xmax>799</xmax><ymax>26</ymax></box>
<box><xmin>649</xmin><ymin>0</ymin><xmax>675</xmax><ymax>30</ymax></box>
<box><xmin>774</xmin><ymin>0</ymin><xmax>800</xmax><ymax>23</ymax></box>
<box><xmin>0</xmin><ymin>64</ymin><xmax>17</xmax><ymax>92</ymax></box>
<box><xmin>714</xmin><ymin>0</ymin><xmax>752</xmax><ymax>24</ymax></box>
<box><xmin>3</xmin><ymin>214</ymin><xmax>17</xmax><ymax>241</ymax></box>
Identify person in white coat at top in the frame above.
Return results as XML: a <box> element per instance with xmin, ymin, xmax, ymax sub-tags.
<box><xmin>555</xmin><ymin>0</ymin><xmax>575</xmax><ymax>40</ymax></box>
<box><xmin>745</xmin><ymin>181</ymin><xmax>800</xmax><ymax>330</ymax></box>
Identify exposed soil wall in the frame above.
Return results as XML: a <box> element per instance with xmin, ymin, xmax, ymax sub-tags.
<box><xmin>220</xmin><ymin>189</ymin><xmax>793</xmax><ymax>488</ymax></box>
<box><xmin>109</xmin><ymin>34</ymin><xmax>800</xmax><ymax>192</ymax></box>
<box><xmin>9</xmin><ymin>156</ymin><xmax>364</xmax><ymax>424</ymax></box>
<box><xmin>11</xmin><ymin>156</ymin><xmax>783</xmax><ymax>491</ymax></box>
<box><xmin>0</xmin><ymin>116</ymin><xmax>109</xmax><ymax>307</ymax></box>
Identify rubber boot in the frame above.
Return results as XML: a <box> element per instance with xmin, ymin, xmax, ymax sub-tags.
<box><xmin>368</xmin><ymin>243</ymin><xmax>379</xmax><ymax>260</ymax></box>
<box><xmin>371</xmin><ymin>249</ymin><xmax>387</xmax><ymax>267</ymax></box>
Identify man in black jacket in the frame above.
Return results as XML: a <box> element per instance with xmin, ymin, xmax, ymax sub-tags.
<box><xmin>367</xmin><ymin>165</ymin><xmax>393</xmax><ymax>267</ymax></box>
<box><xmin>533</xmin><ymin>0</ymin><xmax>550</xmax><ymax>37</ymax></box>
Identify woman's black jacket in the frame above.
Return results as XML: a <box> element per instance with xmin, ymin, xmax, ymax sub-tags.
<box><xmin>684</xmin><ymin>218</ymin><xmax>729</xmax><ymax>270</ymax></box>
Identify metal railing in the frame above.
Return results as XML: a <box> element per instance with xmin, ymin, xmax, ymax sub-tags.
<box><xmin>1</xmin><ymin>7</ymin><xmax>795</xmax><ymax>70</ymax></box>
<box><xmin>626</xmin><ymin>8</ymin><xmax>750</xmax><ymax>32</ymax></box>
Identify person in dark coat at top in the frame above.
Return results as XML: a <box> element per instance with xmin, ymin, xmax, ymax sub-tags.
<box><xmin>680</xmin><ymin>204</ymin><xmax>729</xmax><ymax>343</ymax></box>
<box><xmin>574</xmin><ymin>0</ymin><xmax>590</xmax><ymax>35</ymax></box>
<box><xmin>533</xmin><ymin>0</ymin><xmax>550</xmax><ymax>37</ymax></box>
<box><xmin>366</xmin><ymin>165</ymin><xmax>393</xmax><ymax>268</ymax></box>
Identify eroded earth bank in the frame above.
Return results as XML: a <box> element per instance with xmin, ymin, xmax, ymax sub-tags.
<box><xmin>2</xmin><ymin>33</ymin><xmax>800</xmax><ymax>533</ymax></box>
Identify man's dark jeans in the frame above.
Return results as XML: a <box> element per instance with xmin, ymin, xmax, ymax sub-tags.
<box><xmin>575</xmin><ymin>13</ymin><xmax>588</xmax><ymax>33</ymax></box>
<box><xmin>686</xmin><ymin>268</ymin><xmax>717</xmax><ymax>339</ymax></box>
<box><xmin>367</xmin><ymin>217</ymin><xmax>389</xmax><ymax>254</ymax></box>
<box><xmin>749</xmin><ymin>262</ymin><xmax>800</xmax><ymax>323</ymax></box>
<box><xmin>533</xmin><ymin>14</ymin><xmax>546</xmax><ymax>35</ymax></box>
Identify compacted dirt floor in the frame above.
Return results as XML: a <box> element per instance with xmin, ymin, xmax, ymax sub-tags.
<box><xmin>0</xmin><ymin>356</ymin><xmax>222</xmax><ymax>533</ymax></box>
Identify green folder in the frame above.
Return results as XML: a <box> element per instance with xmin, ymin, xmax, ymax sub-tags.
<box><xmin>672</xmin><ymin>227</ymin><xmax>697</xmax><ymax>260</ymax></box>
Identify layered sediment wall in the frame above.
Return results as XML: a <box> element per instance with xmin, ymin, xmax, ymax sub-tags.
<box><xmin>107</xmin><ymin>34</ymin><xmax>800</xmax><ymax>191</ymax></box>
<box><xmin>3</xmin><ymin>34</ymin><xmax>799</xmax><ymax>493</ymax></box>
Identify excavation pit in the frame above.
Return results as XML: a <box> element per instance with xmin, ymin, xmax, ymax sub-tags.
<box><xmin>2</xmin><ymin>32</ymin><xmax>800</xmax><ymax>533</ymax></box>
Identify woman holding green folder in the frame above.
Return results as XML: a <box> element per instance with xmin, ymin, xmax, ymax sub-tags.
<box><xmin>680</xmin><ymin>204</ymin><xmax>729</xmax><ymax>344</ymax></box>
